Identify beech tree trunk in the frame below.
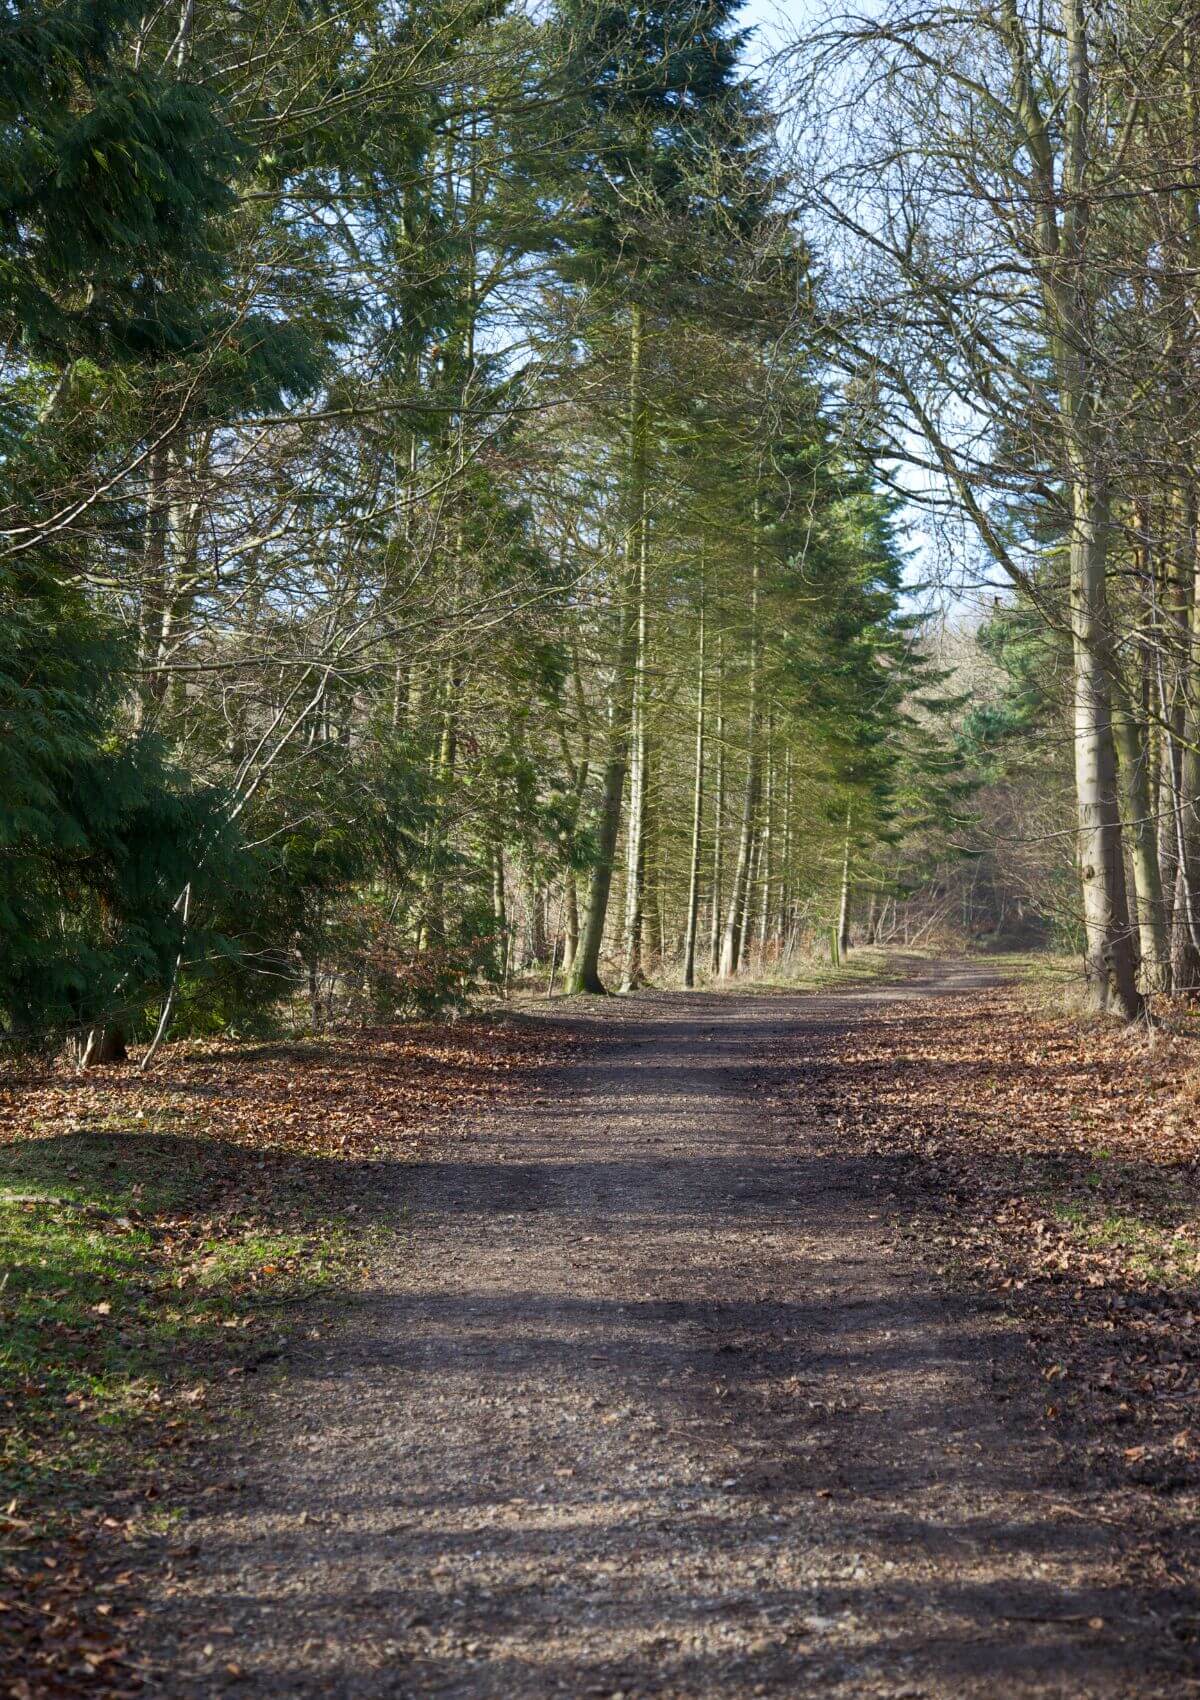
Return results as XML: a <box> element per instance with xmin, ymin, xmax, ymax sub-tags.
<box><xmin>1071</xmin><ymin>484</ymin><xmax>1141</xmax><ymax>1016</ymax></box>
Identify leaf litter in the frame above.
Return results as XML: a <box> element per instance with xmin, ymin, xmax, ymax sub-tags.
<box><xmin>780</xmin><ymin>982</ymin><xmax>1200</xmax><ymax>1591</ymax></box>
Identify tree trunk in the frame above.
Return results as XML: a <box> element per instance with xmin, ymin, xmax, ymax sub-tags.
<box><xmin>417</xmin><ymin>675</ymin><xmax>457</xmax><ymax>955</ymax></box>
<box><xmin>492</xmin><ymin>842</ymin><xmax>508</xmax><ymax>972</ymax></box>
<box><xmin>778</xmin><ymin>746</ymin><xmax>792</xmax><ymax>945</ymax></box>
<box><xmin>620</xmin><ymin>535</ymin><xmax>650</xmax><ymax>991</ymax></box>
<box><xmin>1070</xmin><ymin>484</ymin><xmax>1141</xmax><ymax>1016</ymax></box>
<box><xmin>720</xmin><ymin>734</ymin><xmax>761</xmax><ymax>976</ymax></box>
<box><xmin>620</xmin><ymin>730</ymin><xmax>649</xmax><ymax>990</ymax></box>
<box><xmin>709</xmin><ymin>635</ymin><xmax>725</xmax><ymax>976</ymax></box>
<box><xmin>740</xmin><ymin>826</ymin><xmax>763</xmax><ymax>973</ymax></box>
<box><xmin>527</xmin><ymin>873</ymin><xmax>548</xmax><ymax>965</ymax></box>
<box><xmin>682</xmin><ymin>602</ymin><xmax>706</xmax><ymax>989</ymax></box>
<box><xmin>1000</xmin><ymin>0</ymin><xmax>1138</xmax><ymax>1016</ymax></box>
<box><xmin>756</xmin><ymin>717</ymin><xmax>774</xmax><ymax>962</ymax></box>
<box><xmin>76</xmin><ymin>1025</ymin><xmax>128</xmax><ymax>1070</ymax></box>
<box><xmin>1157</xmin><ymin>658</ymin><xmax>1182</xmax><ymax>954</ymax></box>
<box><xmin>837</xmin><ymin>805</ymin><xmax>853</xmax><ymax>958</ymax></box>
<box><xmin>720</xmin><ymin>539</ymin><xmax>760</xmax><ymax>978</ymax></box>
<box><xmin>1170</xmin><ymin>496</ymin><xmax>1200</xmax><ymax>990</ymax></box>
<box><xmin>562</xmin><ymin>876</ymin><xmax>579</xmax><ymax>976</ymax></box>
<box><xmin>1113</xmin><ymin>701</ymin><xmax>1167</xmax><ymax>991</ymax></box>
<box><xmin>134</xmin><ymin>444</ymin><xmax>170</xmax><ymax>731</ymax></box>
<box><xmin>568</xmin><ymin>304</ymin><xmax>647</xmax><ymax>995</ymax></box>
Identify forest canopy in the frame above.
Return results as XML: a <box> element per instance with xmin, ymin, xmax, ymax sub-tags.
<box><xmin>12</xmin><ymin>0</ymin><xmax>1194</xmax><ymax>1051</ymax></box>
<box><xmin>1</xmin><ymin>0</ymin><xmax>961</xmax><ymax>1056</ymax></box>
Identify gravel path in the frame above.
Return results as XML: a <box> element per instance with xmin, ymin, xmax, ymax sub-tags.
<box><xmin>145</xmin><ymin>966</ymin><xmax>1190</xmax><ymax>1697</ymax></box>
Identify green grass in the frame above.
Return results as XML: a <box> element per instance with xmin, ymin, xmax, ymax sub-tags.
<box><xmin>734</xmin><ymin>946</ymin><xmax>921</xmax><ymax>995</ymax></box>
<box><xmin>989</xmin><ymin>949</ymin><xmax>1074</xmax><ymax>980</ymax></box>
<box><xmin>0</xmin><ymin>1124</ymin><xmax>364</xmax><ymax>1519</ymax></box>
<box><xmin>1053</xmin><ymin>1196</ymin><xmax>1200</xmax><ymax>1286</ymax></box>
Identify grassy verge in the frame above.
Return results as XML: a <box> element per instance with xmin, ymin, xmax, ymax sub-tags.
<box><xmin>732</xmin><ymin>945</ymin><xmax>928</xmax><ymax>995</ymax></box>
<box><xmin>0</xmin><ymin>1123</ymin><xmax>365</xmax><ymax>1521</ymax></box>
<box><xmin>511</xmin><ymin>945</ymin><xmax>918</xmax><ymax>1004</ymax></box>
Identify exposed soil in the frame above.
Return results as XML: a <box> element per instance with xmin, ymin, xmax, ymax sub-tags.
<box><xmin>139</xmin><ymin>962</ymin><xmax>1200</xmax><ymax>1697</ymax></box>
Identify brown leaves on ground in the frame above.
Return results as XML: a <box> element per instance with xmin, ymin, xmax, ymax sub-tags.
<box><xmin>0</xmin><ymin>1014</ymin><xmax>580</xmax><ymax>1164</ymax></box>
<box><xmin>783</xmin><ymin>981</ymin><xmax>1200</xmax><ymax>1520</ymax></box>
<box><xmin>0</xmin><ymin>1517</ymin><xmax>144</xmax><ymax>1700</ymax></box>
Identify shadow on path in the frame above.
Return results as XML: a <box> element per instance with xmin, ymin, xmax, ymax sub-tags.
<box><xmin>142</xmin><ymin>963</ymin><xmax>1200</xmax><ymax>1699</ymax></box>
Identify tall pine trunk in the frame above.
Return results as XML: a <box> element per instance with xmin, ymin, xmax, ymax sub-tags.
<box><xmin>568</xmin><ymin>305</ymin><xmax>646</xmax><ymax>994</ymax></box>
<box><xmin>1113</xmin><ymin>700</ymin><xmax>1167</xmax><ymax>990</ymax></box>
<box><xmin>720</xmin><ymin>540</ymin><xmax>761</xmax><ymax>979</ymax></box>
<box><xmin>1171</xmin><ymin>498</ymin><xmax>1200</xmax><ymax>989</ymax></box>
<box><xmin>682</xmin><ymin>601</ymin><xmax>706</xmax><ymax>988</ymax></box>
<box><xmin>620</xmin><ymin>531</ymin><xmax>650</xmax><ymax>991</ymax></box>
<box><xmin>837</xmin><ymin>805</ymin><xmax>853</xmax><ymax>958</ymax></box>
<box><xmin>417</xmin><ymin>675</ymin><xmax>457</xmax><ymax>954</ymax></box>
<box><xmin>756</xmin><ymin>719</ymin><xmax>774</xmax><ymax>962</ymax></box>
<box><xmin>709</xmin><ymin>635</ymin><xmax>725</xmax><ymax>975</ymax></box>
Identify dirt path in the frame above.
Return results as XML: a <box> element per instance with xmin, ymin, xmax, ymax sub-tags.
<box><xmin>144</xmin><ymin>964</ymin><xmax>1193</xmax><ymax>1697</ymax></box>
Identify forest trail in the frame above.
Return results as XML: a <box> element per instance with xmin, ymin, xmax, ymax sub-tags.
<box><xmin>144</xmin><ymin>962</ymin><xmax>1186</xmax><ymax>1698</ymax></box>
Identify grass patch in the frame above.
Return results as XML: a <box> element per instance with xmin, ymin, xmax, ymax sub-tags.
<box><xmin>988</xmin><ymin>949</ymin><xmax>1076</xmax><ymax>983</ymax></box>
<box><xmin>717</xmin><ymin>946</ymin><xmax>915</xmax><ymax>996</ymax></box>
<box><xmin>1052</xmin><ymin>1196</ymin><xmax>1200</xmax><ymax>1287</ymax></box>
<box><xmin>0</xmin><ymin>1118</ymin><xmax>365</xmax><ymax>1522</ymax></box>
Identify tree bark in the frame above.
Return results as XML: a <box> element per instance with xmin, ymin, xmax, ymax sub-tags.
<box><xmin>837</xmin><ymin>805</ymin><xmax>853</xmax><ymax>959</ymax></box>
<box><xmin>568</xmin><ymin>305</ymin><xmax>647</xmax><ymax>995</ymax></box>
<box><xmin>1071</xmin><ymin>484</ymin><xmax>1141</xmax><ymax>1016</ymax></box>
<box><xmin>756</xmin><ymin>717</ymin><xmax>774</xmax><ymax>962</ymax></box>
<box><xmin>526</xmin><ymin>872</ymin><xmax>548</xmax><ymax>965</ymax></box>
<box><xmin>562</xmin><ymin>876</ymin><xmax>579</xmax><ymax>976</ymax></box>
<box><xmin>417</xmin><ymin>673</ymin><xmax>457</xmax><ymax>955</ymax></box>
<box><xmin>709</xmin><ymin>635</ymin><xmax>725</xmax><ymax>976</ymax></box>
<box><xmin>76</xmin><ymin>1025</ymin><xmax>128</xmax><ymax>1069</ymax></box>
<box><xmin>1170</xmin><ymin>497</ymin><xmax>1200</xmax><ymax>989</ymax></box>
<box><xmin>1113</xmin><ymin>700</ymin><xmax>1167</xmax><ymax>991</ymax></box>
<box><xmin>492</xmin><ymin>843</ymin><xmax>508</xmax><ymax>972</ymax></box>
<box><xmin>720</xmin><ymin>532</ymin><xmax>760</xmax><ymax>978</ymax></box>
<box><xmin>134</xmin><ymin>444</ymin><xmax>169</xmax><ymax>731</ymax></box>
<box><xmin>620</xmin><ymin>532</ymin><xmax>650</xmax><ymax>991</ymax></box>
<box><xmin>682</xmin><ymin>602</ymin><xmax>706</xmax><ymax>989</ymax></box>
<box><xmin>1000</xmin><ymin>0</ymin><xmax>1139</xmax><ymax>1015</ymax></box>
